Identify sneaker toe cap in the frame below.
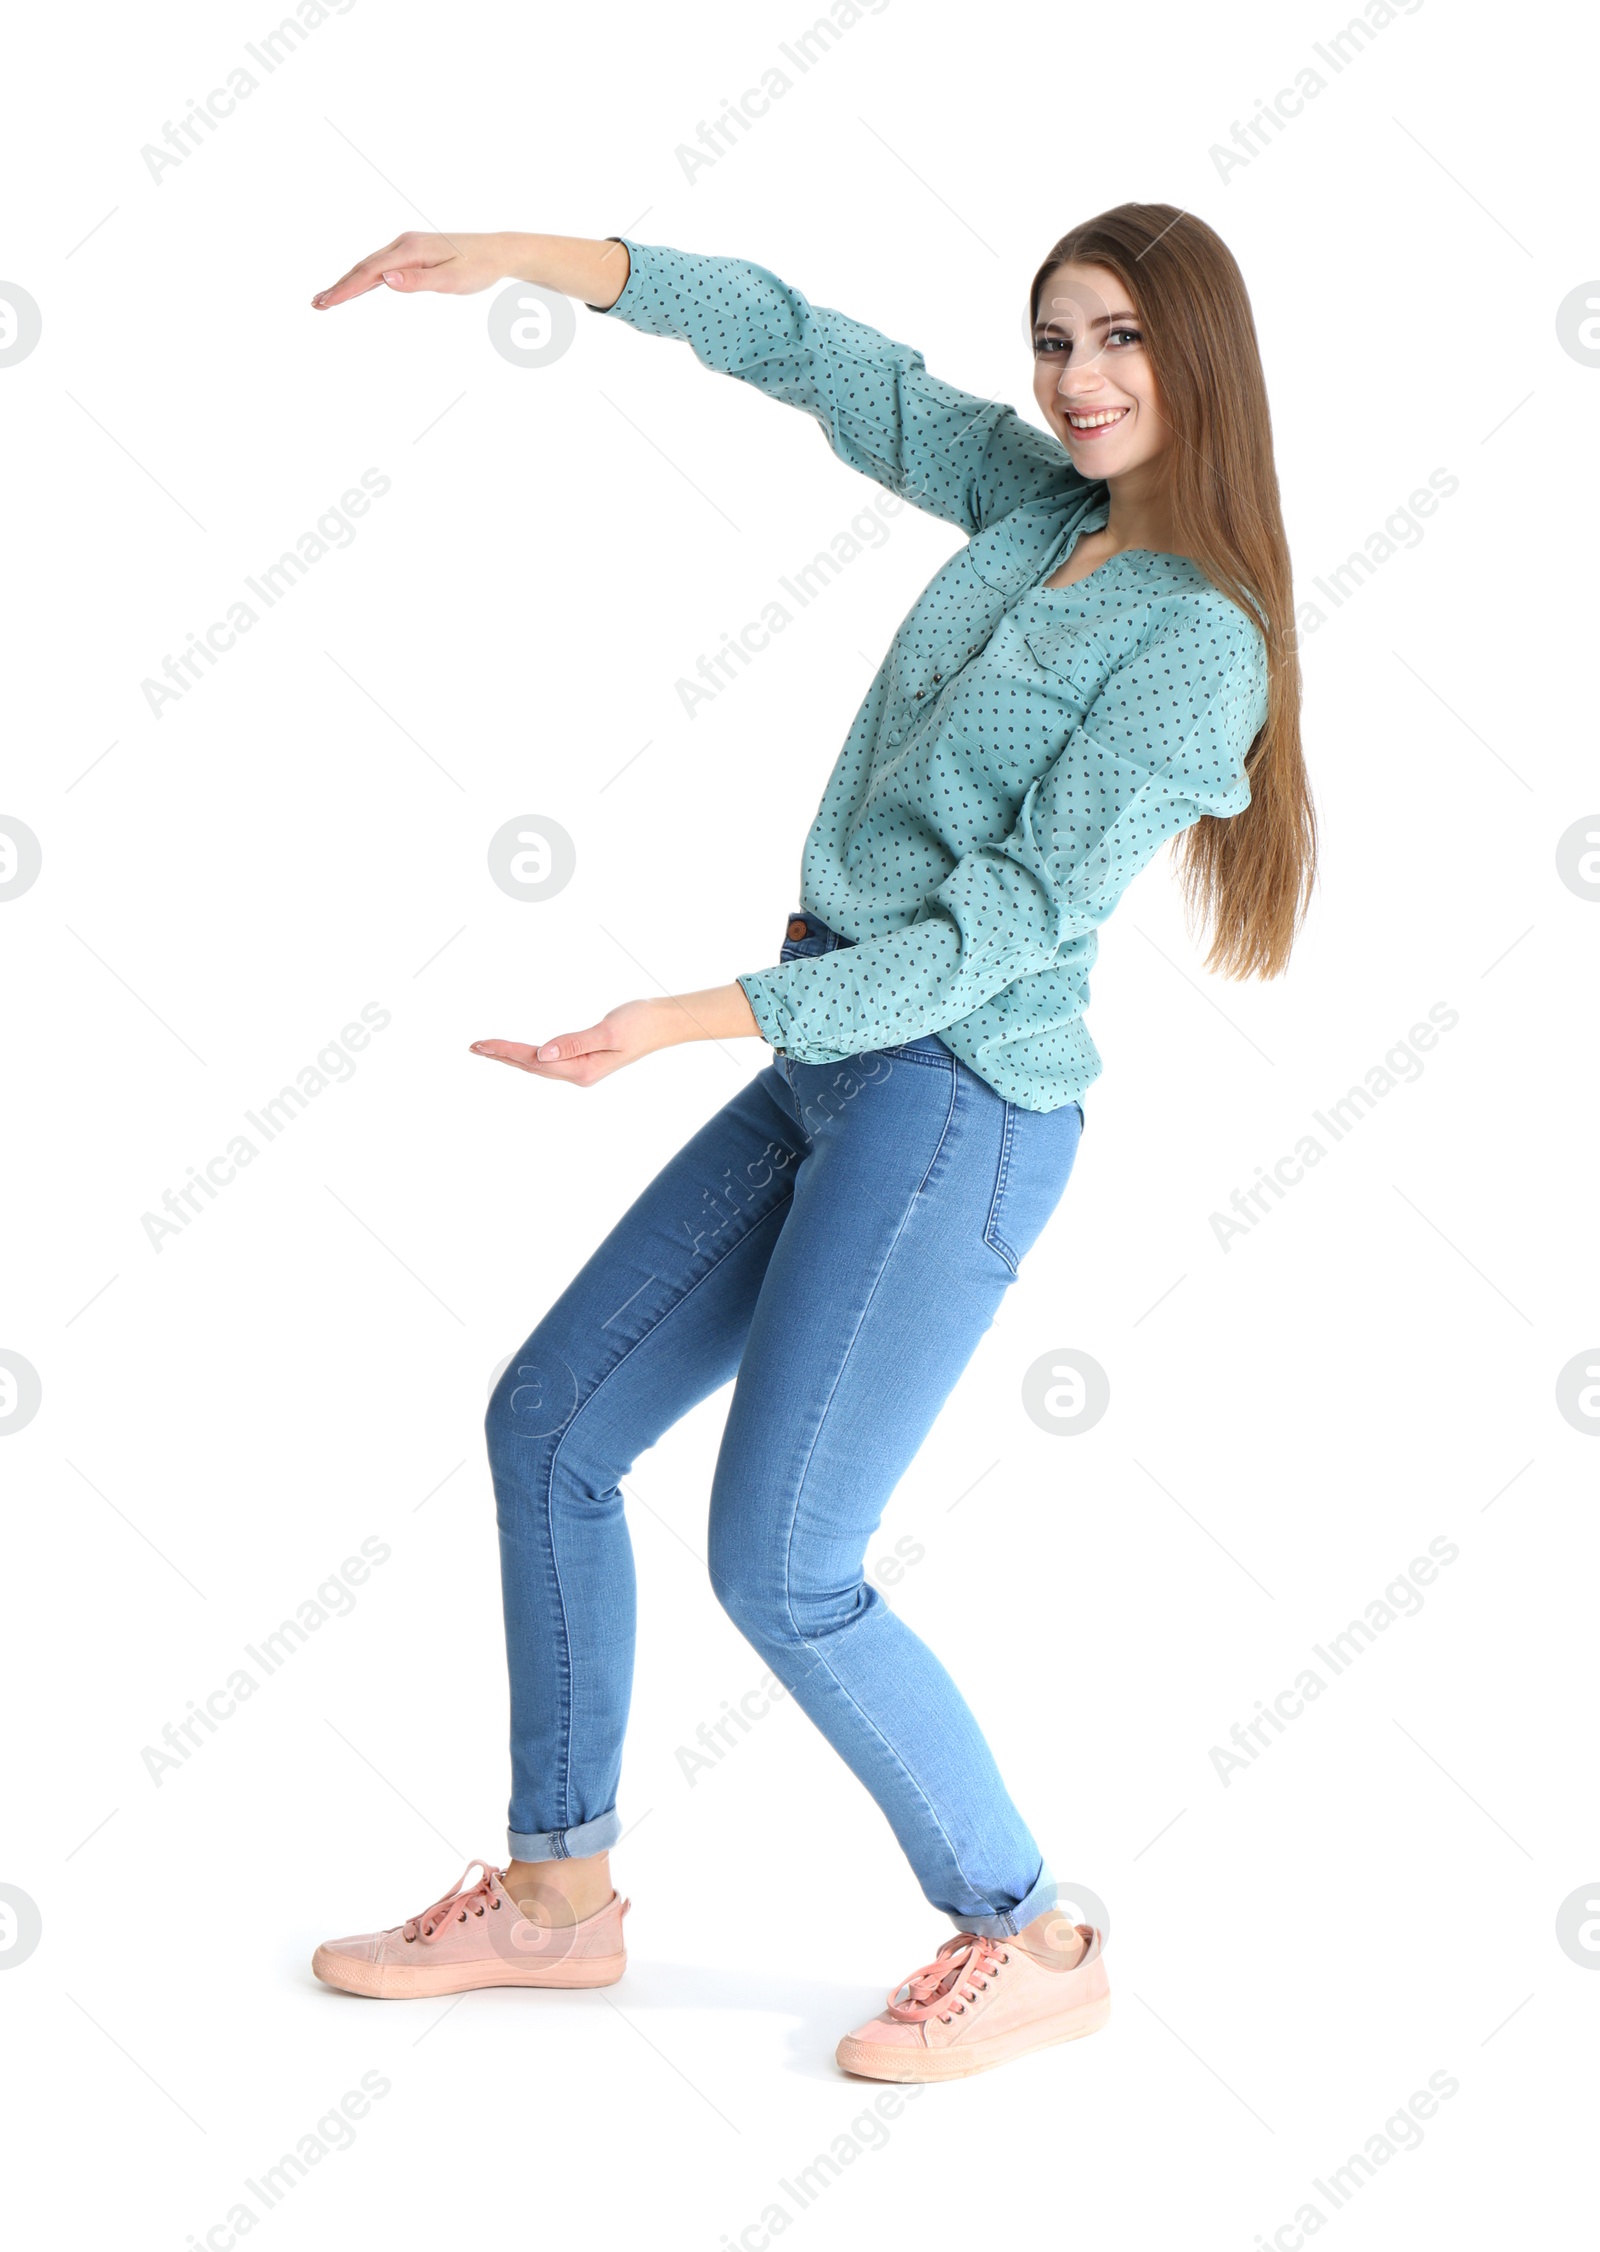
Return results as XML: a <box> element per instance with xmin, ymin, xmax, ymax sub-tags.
<box><xmin>316</xmin><ymin>1932</ymin><xmax>386</xmax><ymax>1965</ymax></box>
<box><xmin>840</xmin><ymin>2011</ymin><xmax>927</xmax><ymax>2050</ymax></box>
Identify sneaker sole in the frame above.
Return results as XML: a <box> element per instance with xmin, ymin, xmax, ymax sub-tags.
<box><xmin>834</xmin><ymin>1992</ymin><xmax>1110</xmax><ymax>2081</ymax></box>
<box><xmin>311</xmin><ymin>1946</ymin><xmax>627</xmax><ymax>1999</ymax></box>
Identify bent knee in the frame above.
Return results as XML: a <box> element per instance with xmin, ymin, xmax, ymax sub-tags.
<box><xmin>710</xmin><ymin>1542</ymin><xmax>868</xmax><ymax>1647</ymax></box>
<box><xmin>708</xmin><ymin>1522</ymin><xmax>780</xmax><ymax>1640</ymax></box>
<box><xmin>710</xmin><ymin>1563</ymin><xmax>773</xmax><ymax>1642</ymax></box>
<box><xmin>485</xmin><ymin>1343</ymin><xmax>585</xmax><ymax>1466</ymax></box>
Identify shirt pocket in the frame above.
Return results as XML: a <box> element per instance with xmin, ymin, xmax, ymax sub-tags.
<box><xmin>1019</xmin><ymin>621</ymin><xmax>1110</xmax><ymax>714</ymax></box>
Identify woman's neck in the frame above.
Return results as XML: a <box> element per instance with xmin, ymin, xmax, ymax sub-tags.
<box><xmin>1093</xmin><ymin>468</ymin><xmax>1180</xmax><ymax>559</ymax></box>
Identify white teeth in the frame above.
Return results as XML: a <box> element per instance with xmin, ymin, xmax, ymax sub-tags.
<box><xmin>1067</xmin><ymin>408</ymin><xmax>1128</xmax><ymax>429</ymax></box>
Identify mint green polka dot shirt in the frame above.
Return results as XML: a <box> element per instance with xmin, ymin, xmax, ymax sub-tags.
<box><xmin>592</xmin><ymin>240</ymin><xmax>1269</xmax><ymax>1113</ymax></box>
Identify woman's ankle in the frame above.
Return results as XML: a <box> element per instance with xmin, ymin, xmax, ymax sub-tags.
<box><xmin>501</xmin><ymin>1849</ymin><xmax>613</xmax><ymax>1925</ymax></box>
<box><xmin>1014</xmin><ymin>1905</ymin><xmax>1088</xmax><ymax>1965</ymax></box>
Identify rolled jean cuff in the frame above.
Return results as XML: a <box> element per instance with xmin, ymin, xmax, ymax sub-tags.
<box><xmin>950</xmin><ymin>1858</ymin><xmax>1058</xmax><ymax>1940</ymax></box>
<box><xmin>507</xmin><ymin>1809</ymin><xmax>621</xmax><ymax>1863</ymax></box>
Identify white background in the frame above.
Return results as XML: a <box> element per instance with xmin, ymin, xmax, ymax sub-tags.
<box><xmin>3</xmin><ymin>0</ymin><xmax>1596</xmax><ymax>2243</ymax></box>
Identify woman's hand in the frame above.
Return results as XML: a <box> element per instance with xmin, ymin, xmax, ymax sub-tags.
<box><xmin>311</xmin><ymin>231</ymin><xmax>630</xmax><ymax>312</ymax></box>
<box><xmin>312</xmin><ymin>232</ymin><xmax>514</xmax><ymax>309</ymax></box>
<box><xmin>471</xmin><ymin>983</ymin><xmax>763</xmax><ymax>1088</ymax></box>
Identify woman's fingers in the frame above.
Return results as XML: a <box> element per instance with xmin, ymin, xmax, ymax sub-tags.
<box><xmin>469</xmin><ymin>1040</ymin><xmax>544</xmax><ymax>1069</ymax></box>
<box><xmin>310</xmin><ymin>243</ymin><xmax>404</xmax><ymax>310</ymax></box>
<box><xmin>311</xmin><ymin>233</ymin><xmax>457</xmax><ymax>310</ymax></box>
<box><xmin>469</xmin><ymin>1003</ymin><xmax>672</xmax><ymax>1088</ymax></box>
<box><xmin>524</xmin><ymin>1023</ymin><xmax>617</xmax><ymax>1065</ymax></box>
<box><xmin>470</xmin><ymin>1026</ymin><xmax>622</xmax><ymax>1083</ymax></box>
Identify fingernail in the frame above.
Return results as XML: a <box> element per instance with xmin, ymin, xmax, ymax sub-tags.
<box><xmin>382</xmin><ymin>270</ymin><xmax>404</xmax><ymax>285</ymax></box>
<box><xmin>536</xmin><ymin>1043</ymin><xmax>560</xmax><ymax>1062</ymax></box>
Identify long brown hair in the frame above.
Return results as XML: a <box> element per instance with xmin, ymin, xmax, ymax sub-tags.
<box><xmin>1029</xmin><ymin>203</ymin><xmax>1315</xmax><ymax>978</ymax></box>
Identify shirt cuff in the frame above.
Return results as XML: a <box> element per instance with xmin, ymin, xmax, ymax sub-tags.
<box><xmin>584</xmin><ymin>235</ymin><xmax>645</xmax><ymax>318</ymax></box>
<box><xmin>736</xmin><ymin>970</ymin><xmax>793</xmax><ymax>1056</ymax></box>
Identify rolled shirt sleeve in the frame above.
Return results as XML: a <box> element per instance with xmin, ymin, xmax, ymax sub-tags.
<box><xmin>736</xmin><ymin>600</ymin><xmax>1269</xmax><ymax>1065</ymax></box>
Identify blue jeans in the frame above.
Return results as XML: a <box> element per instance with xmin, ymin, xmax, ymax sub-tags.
<box><xmin>486</xmin><ymin>910</ymin><xmax>1085</xmax><ymax>1937</ymax></box>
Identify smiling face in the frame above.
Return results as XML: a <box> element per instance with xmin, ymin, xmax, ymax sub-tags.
<box><xmin>1030</xmin><ymin>260</ymin><xmax>1168</xmax><ymax>480</ymax></box>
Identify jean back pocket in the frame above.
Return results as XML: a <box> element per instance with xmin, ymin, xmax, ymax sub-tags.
<box><xmin>984</xmin><ymin>1098</ymin><xmax>1084</xmax><ymax>1275</ymax></box>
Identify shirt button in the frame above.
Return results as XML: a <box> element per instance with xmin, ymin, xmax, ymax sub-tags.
<box><xmin>932</xmin><ymin>672</ymin><xmax>941</xmax><ymax>682</ymax></box>
<box><xmin>787</xmin><ymin>917</ymin><xmax>809</xmax><ymax>940</ymax></box>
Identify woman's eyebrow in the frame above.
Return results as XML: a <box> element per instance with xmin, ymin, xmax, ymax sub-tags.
<box><xmin>1033</xmin><ymin>309</ymin><xmax>1140</xmax><ymax>333</ymax></box>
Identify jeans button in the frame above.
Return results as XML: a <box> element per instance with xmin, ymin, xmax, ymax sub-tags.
<box><xmin>787</xmin><ymin>917</ymin><xmax>808</xmax><ymax>940</ymax></box>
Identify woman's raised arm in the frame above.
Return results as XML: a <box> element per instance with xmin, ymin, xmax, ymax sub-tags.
<box><xmin>311</xmin><ymin>231</ymin><xmax>630</xmax><ymax>311</ymax></box>
<box><xmin>311</xmin><ymin>230</ymin><xmax>1077</xmax><ymax>535</ymax></box>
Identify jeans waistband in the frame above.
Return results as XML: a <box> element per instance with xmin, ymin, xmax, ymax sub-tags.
<box><xmin>779</xmin><ymin>909</ymin><xmax>857</xmax><ymax>964</ymax></box>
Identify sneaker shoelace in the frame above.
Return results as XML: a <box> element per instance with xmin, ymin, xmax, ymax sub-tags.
<box><xmin>886</xmin><ymin>1932</ymin><xmax>1011</xmax><ymax>2024</ymax></box>
<box><xmin>401</xmin><ymin>1860</ymin><xmax>504</xmax><ymax>1945</ymax></box>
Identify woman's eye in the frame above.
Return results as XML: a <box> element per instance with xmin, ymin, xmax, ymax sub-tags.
<box><xmin>1108</xmin><ymin>327</ymin><xmax>1142</xmax><ymax>347</ymax></box>
<box><xmin>1034</xmin><ymin>335</ymin><xmax>1072</xmax><ymax>355</ymax></box>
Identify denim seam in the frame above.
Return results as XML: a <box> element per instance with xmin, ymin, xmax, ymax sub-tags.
<box><xmin>529</xmin><ymin>1478</ymin><xmax>577</xmax><ymax>1839</ymax></box>
<box><xmin>983</xmin><ymin>1101</ymin><xmax>1020</xmax><ymax>1274</ymax></box>
<box><xmin>773</xmin><ymin>1088</ymin><xmax>996</xmax><ymax>1919</ymax></box>
<box><xmin>908</xmin><ymin>1054</ymin><xmax>960</xmax><ymax>1202</ymax></box>
<box><xmin>871</xmin><ymin>1044</ymin><xmax>953</xmax><ymax>1070</ymax></box>
<box><xmin>536</xmin><ymin>1189</ymin><xmax>795</xmax><ymax>1835</ymax></box>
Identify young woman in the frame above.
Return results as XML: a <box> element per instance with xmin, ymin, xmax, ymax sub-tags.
<box><xmin>307</xmin><ymin>207</ymin><xmax>1314</xmax><ymax>2081</ymax></box>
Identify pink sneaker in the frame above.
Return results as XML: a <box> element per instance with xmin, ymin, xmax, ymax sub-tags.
<box><xmin>836</xmin><ymin>1922</ymin><xmax>1109</xmax><ymax>2081</ymax></box>
<box><xmin>312</xmin><ymin>1860</ymin><xmax>630</xmax><ymax>2000</ymax></box>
